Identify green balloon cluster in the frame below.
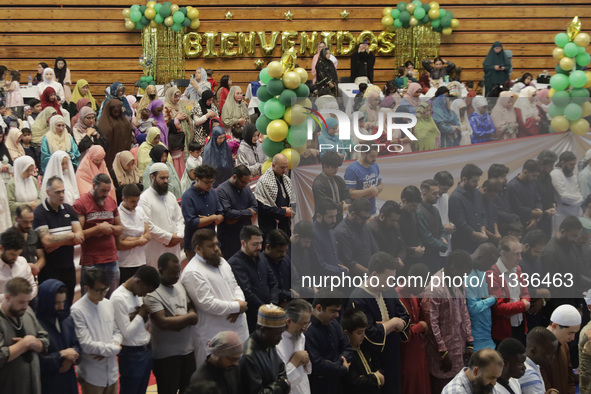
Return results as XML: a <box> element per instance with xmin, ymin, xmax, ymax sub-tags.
<box><xmin>122</xmin><ymin>1</ymin><xmax>200</xmax><ymax>32</ymax></box>
<box><xmin>138</xmin><ymin>75</ymin><xmax>155</xmax><ymax>90</ymax></box>
<box><xmin>381</xmin><ymin>1</ymin><xmax>459</xmax><ymax>36</ymax></box>
<box><xmin>549</xmin><ymin>26</ymin><xmax>591</xmax><ymax>136</ymax></box>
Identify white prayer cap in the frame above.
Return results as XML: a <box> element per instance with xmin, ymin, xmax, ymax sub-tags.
<box><xmin>550</xmin><ymin>304</ymin><xmax>581</xmax><ymax>327</ymax></box>
<box><xmin>585</xmin><ymin>291</ymin><xmax>591</xmax><ymax>306</ymax></box>
<box><xmin>150</xmin><ymin>162</ymin><xmax>169</xmax><ymax>174</ymax></box>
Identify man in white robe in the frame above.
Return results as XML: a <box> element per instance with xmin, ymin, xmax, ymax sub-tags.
<box><xmin>551</xmin><ymin>151</ymin><xmax>583</xmax><ymax>233</ymax></box>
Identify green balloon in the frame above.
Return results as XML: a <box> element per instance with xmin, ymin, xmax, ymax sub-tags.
<box><xmin>262</xmin><ymin>137</ymin><xmax>285</xmax><ymax>157</ymax></box>
<box><xmin>287</xmin><ymin>124</ymin><xmax>308</xmax><ymax>147</ymax></box>
<box><xmin>577</xmin><ymin>52</ymin><xmax>591</xmax><ymax>67</ymax></box>
<box><xmin>264</xmin><ymin>98</ymin><xmax>286</xmax><ymax>120</ymax></box>
<box><xmin>441</xmin><ymin>16</ymin><xmax>452</xmax><ymax>28</ymax></box>
<box><xmin>159</xmin><ymin>5</ymin><xmax>171</xmax><ymax>18</ymax></box>
<box><xmin>422</xmin><ymin>4</ymin><xmax>431</xmax><ymax>13</ymax></box>
<box><xmin>256</xmin><ymin>115</ymin><xmax>272</xmax><ymax>135</ymax></box>
<box><xmin>564</xmin><ymin>42</ymin><xmax>579</xmax><ymax>58</ymax></box>
<box><xmin>396</xmin><ymin>2</ymin><xmax>407</xmax><ymax>11</ymax></box>
<box><xmin>173</xmin><ymin>11</ymin><xmax>184</xmax><ymax>24</ymax></box>
<box><xmin>555</xmin><ymin>64</ymin><xmax>568</xmax><ymax>75</ymax></box>
<box><xmin>431</xmin><ymin>19</ymin><xmax>440</xmax><ymax>28</ymax></box>
<box><xmin>135</xmin><ymin>21</ymin><xmax>144</xmax><ymax>30</ymax></box>
<box><xmin>446</xmin><ymin>11</ymin><xmax>454</xmax><ymax>19</ymax></box>
<box><xmin>154</xmin><ymin>14</ymin><xmax>164</xmax><ymax>24</ymax></box>
<box><xmin>421</xmin><ymin>15</ymin><xmax>430</xmax><ymax>24</ymax></box>
<box><xmin>163</xmin><ymin>1</ymin><xmax>172</xmax><ymax>6</ymax></box>
<box><xmin>130</xmin><ymin>10</ymin><xmax>142</xmax><ymax>22</ymax></box>
<box><xmin>391</xmin><ymin>9</ymin><xmax>400</xmax><ymax>18</ymax></box>
<box><xmin>154</xmin><ymin>3</ymin><xmax>162</xmax><ymax>12</ymax></box>
<box><xmin>257</xmin><ymin>85</ymin><xmax>273</xmax><ymax>102</ymax></box>
<box><xmin>280</xmin><ymin>89</ymin><xmax>298</xmax><ymax>107</ymax></box>
<box><xmin>554</xmin><ymin>32</ymin><xmax>569</xmax><ymax>48</ymax></box>
<box><xmin>180</xmin><ymin>7</ymin><xmax>188</xmax><ymax>16</ymax></box>
<box><xmin>412</xmin><ymin>0</ymin><xmax>422</xmax><ymax>7</ymax></box>
<box><xmin>399</xmin><ymin>10</ymin><xmax>411</xmax><ymax>23</ymax></box>
<box><xmin>552</xmin><ymin>90</ymin><xmax>571</xmax><ymax>107</ymax></box>
<box><xmin>414</xmin><ymin>7</ymin><xmax>426</xmax><ymax>20</ymax></box>
<box><xmin>259</xmin><ymin>69</ymin><xmax>272</xmax><ymax>85</ymax></box>
<box><xmin>439</xmin><ymin>9</ymin><xmax>447</xmax><ymax>17</ymax></box>
<box><xmin>394</xmin><ymin>19</ymin><xmax>403</xmax><ymax>28</ymax></box>
<box><xmin>171</xmin><ymin>23</ymin><xmax>182</xmax><ymax>32</ymax></box>
<box><xmin>131</xmin><ymin>4</ymin><xmax>140</xmax><ymax>11</ymax></box>
<box><xmin>139</xmin><ymin>5</ymin><xmax>147</xmax><ymax>14</ymax></box>
<box><xmin>548</xmin><ymin>103</ymin><xmax>564</xmax><ymax>118</ymax></box>
<box><xmin>140</xmin><ymin>16</ymin><xmax>149</xmax><ymax>25</ymax></box>
<box><xmin>294</xmin><ymin>83</ymin><xmax>310</xmax><ymax>98</ymax></box>
<box><xmin>580</xmin><ymin>46</ymin><xmax>587</xmax><ymax>54</ymax></box>
<box><xmin>564</xmin><ymin>103</ymin><xmax>583</xmax><ymax>121</ymax></box>
<box><xmin>266</xmin><ymin>78</ymin><xmax>285</xmax><ymax>96</ymax></box>
<box><xmin>182</xmin><ymin>17</ymin><xmax>191</xmax><ymax>27</ymax></box>
<box><xmin>550</xmin><ymin>74</ymin><xmax>569</xmax><ymax>91</ymax></box>
<box><xmin>571</xmin><ymin>88</ymin><xmax>590</xmax><ymax>104</ymax></box>
<box><xmin>258</xmin><ymin>101</ymin><xmax>265</xmax><ymax>115</ymax></box>
<box><xmin>403</xmin><ymin>21</ymin><xmax>411</xmax><ymax>29</ymax></box>
<box><xmin>570</xmin><ymin>70</ymin><xmax>588</xmax><ymax>88</ymax></box>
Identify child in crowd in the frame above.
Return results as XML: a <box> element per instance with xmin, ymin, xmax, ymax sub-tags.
<box><xmin>187</xmin><ymin>142</ymin><xmax>203</xmax><ymax>168</ymax></box>
<box><xmin>5</xmin><ymin>70</ymin><xmax>24</xmax><ymax>109</ymax></box>
<box><xmin>206</xmin><ymin>69</ymin><xmax>217</xmax><ymax>91</ymax></box>
<box><xmin>20</xmin><ymin>127</ymin><xmax>40</xmax><ymax>171</ymax></box>
<box><xmin>27</xmin><ymin>98</ymin><xmax>42</xmax><ymax>126</ymax></box>
<box><xmin>353</xmin><ymin>83</ymin><xmax>368</xmax><ymax>113</ymax></box>
<box><xmin>342</xmin><ymin>309</ymin><xmax>385</xmax><ymax>394</ymax></box>
<box><xmin>136</xmin><ymin>108</ymin><xmax>155</xmax><ymax>145</ymax></box>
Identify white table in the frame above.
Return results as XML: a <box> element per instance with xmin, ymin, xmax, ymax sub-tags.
<box><xmin>20</xmin><ymin>86</ymin><xmax>39</xmax><ymax>99</ymax></box>
<box><xmin>420</xmin><ymin>83</ymin><xmax>469</xmax><ymax>98</ymax></box>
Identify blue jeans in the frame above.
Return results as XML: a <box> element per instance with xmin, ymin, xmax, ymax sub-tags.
<box><xmin>80</xmin><ymin>262</ymin><xmax>120</xmax><ymax>299</ymax></box>
<box><xmin>118</xmin><ymin>345</ymin><xmax>152</xmax><ymax>394</ymax></box>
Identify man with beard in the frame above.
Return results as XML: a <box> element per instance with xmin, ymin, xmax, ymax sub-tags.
<box><xmin>449</xmin><ymin>163</ymin><xmax>488</xmax><ymax>253</ymax></box>
<box><xmin>239</xmin><ymin>304</ymin><xmax>290</xmax><ymax>394</ymax></box>
<box><xmin>312</xmin><ymin>198</ymin><xmax>348</xmax><ymax>275</ymax></box>
<box><xmin>418</xmin><ymin>179</ymin><xmax>448</xmax><ymax>272</ymax></box>
<box><xmin>187</xmin><ymin>331</ymin><xmax>244</xmax><ymax>394</ymax></box>
<box><xmin>519</xmin><ymin>230</ymin><xmax>550</xmax><ymax>330</ymax></box>
<box><xmin>0</xmin><ymin>277</ymin><xmax>48</xmax><ymax>394</ymax></box>
<box><xmin>0</xmin><ymin>227</ymin><xmax>37</xmax><ymax>300</ymax></box>
<box><xmin>480</xmin><ymin>179</ymin><xmax>503</xmax><ymax>244</ymax></box>
<box><xmin>139</xmin><ymin>163</ymin><xmax>185</xmax><ymax>268</ymax></box>
<box><xmin>551</xmin><ymin>151</ymin><xmax>583</xmax><ymax>233</ymax></box>
<box><xmin>260</xmin><ymin>229</ymin><xmax>293</xmax><ymax>307</ymax></box>
<box><xmin>14</xmin><ymin>205</ymin><xmax>46</xmax><ymax>277</ymax></box>
<box><xmin>536</xmin><ymin>150</ymin><xmax>558</xmax><ymax>238</ymax></box>
<box><xmin>228</xmin><ymin>225</ymin><xmax>279</xmax><ymax>332</ymax></box>
<box><xmin>399</xmin><ymin>185</ymin><xmax>426</xmax><ymax>269</ymax></box>
<box><xmin>368</xmin><ymin>200</ymin><xmax>406</xmax><ymax>265</ymax></box>
<box><xmin>312</xmin><ymin>151</ymin><xmax>351</xmax><ymax>224</ymax></box>
<box><xmin>519</xmin><ymin>327</ymin><xmax>559</xmax><ymax>394</ymax></box>
<box><xmin>344</xmin><ymin>146</ymin><xmax>382</xmax><ymax>215</ymax></box>
<box><xmin>276</xmin><ymin>299</ymin><xmax>313</xmax><ymax>394</ymax></box>
<box><xmin>506</xmin><ymin>159</ymin><xmax>547</xmax><ymax>233</ymax></box>
<box><xmin>74</xmin><ymin>173</ymin><xmax>123</xmax><ymax>297</ymax></box>
<box><xmin>181</xmin><ymin>228</ymin><xmax>248</xmax><ymax>367</ymax></box>
<box><xmin>288</xmin><ymin>220</ymin><xmax>317</xmax><ymax>297</ymax></box>
<box><xmin>442</xmin><ymin>348</ymin><xmax>504</xmax><ymax>394</ymax></box>
<box><xmin>495</xmin><ymin>338</ymin><xmax>527</xmax><ymax>394</ymax></box>
<box><xmin>488</xmin><ymin>164</ymin><xmax>521</xmax><ymax>235</ymax></box>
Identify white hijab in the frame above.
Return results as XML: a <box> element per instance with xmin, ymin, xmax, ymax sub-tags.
<box><xmin>40</xmin><ymin>151</ymin><xmax>79</xmax><ymax>205</ymax></box>
<box><xmin>450</xmin><ymin>99</ymin><xmax>473</xmax><ymax>132</ymax></box>
<box><xmin>514</xmin><ymin>86</ymin><xmax>539</xmax><ymax>121</ymax></box>
<box><xmin>13</xmin><ymin>156</ymin><xmax>38</xmax><ymax>202</ymax></box>
<box><xmin>0</xmin><ymin>179</ymin><xmax>11</xmax><ymax>233</ymax></box>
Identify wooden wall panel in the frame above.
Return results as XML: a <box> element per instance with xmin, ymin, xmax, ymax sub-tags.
<box><xmin>0</xmin><ymin>1</ymin><xmax>590</xmax><ymax>98</ymax></box>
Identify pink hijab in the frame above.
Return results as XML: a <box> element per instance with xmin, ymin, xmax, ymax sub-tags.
<box><xmin>404</xmin><ymin>82</ymin><xmax>422</xmax><ymax>107</ymax></box>
<box><xmin>75</xmin><ymin>145</ymin><xmax>116</xmax><ymax>200</ymax></box>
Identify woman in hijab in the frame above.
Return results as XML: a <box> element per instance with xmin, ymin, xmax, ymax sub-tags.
<box><xmin>491</xmin><ymin>92</ymin><xmax>519</xmax><ymax>140</ymax></box>
<box><xmin>110</xmin><ymin>150</ymin><xmax>142</xmax><ymax>204</ymax></box>
<box><xmin>5</xmin><ymin>127</ymin><xmax>25</xmax><ymax>161</ymax></box>
<box><xmin>33</xmin><ymin>62</ymin><xmax>48</xmax><ymax>85</ymax></box>
<box><xmin>76</xmin><ymin>145</ymin><xmax>116</xmax><ymax>199</ymax></box>
<box><xmin>69</xmin><ymin>98</ymin><xmax>92</xmax><ymax>129</ymax></box>
<box><xmin>317</xmin><ymin>117</ymin><xmax>344</xmax><ymax>157</ymax></box>
<box><xmin>40</xmin><ymin>87</ymin><xmax>63</xmax><ymax>116</ymax></box>
<box><xmin>432</xmin><ymin>94</ymin><xmax>461</xmax><ymax>148</ymax></box>
<box><xmin>167</xmin><ymin>118</ymin><xmax>186</xmax><ymax>179</ymax></box>
<box><xmin>203</xmin><ymin>126</ymin><xmax>234</xmax><ymax>188</ymax></box>
<box><xmin>397</xmin><ymin>82</ymin><xmax>422</xmax><ymax>114</ymax></box>
<box><xmin>315</xmin><ymin>48</ymin><xmax>339</xmax><ymax>97</ymax></box>
<box><xmin>54</xmin><ymin>57</ymin><xmax>72</xmax><ymax>102</ymax></box>
<box><xmin>536</xmin><ymin>88</ymin><xmax>551</xmax><ymax>134</ymax></box>
<box><xmin>185</xmin><ymin>67</ymin><xmax>211</xmax><ymax>103</ymax></box>
<box><xmin>236</xmin><ymin>124</ymin><xmax>265</xmax><ymax>176</ymax></box>
<box><xmin>468</xmin><ymin>96</ymin><xmax>496</xmax><ymax>144</ymax></box>
<box><xmin>413</xmin><ymin>102</ymin><xmax>440</xmax><ymax>151</ymax></box>
<box><xmin>450</xmin><ymin>99</ymin><xmax>474</xmax><ymax>146</ymax></box>
<box><xmin>482</xmin><ymin>42</ymin><xmax>510</xmax><ymax>97</ymax></box>
<box><xmin>99</xmin><ymin>82</ymin><xmax>132</xmax><ymax>122</ymax></box>
<box><xmin>31</xmin><ymin>107</ymin><xmax>57</xmax><ymax>145</ymax></box>
<box><xmin>40</xmin><ymin>151</ymin><xmax>79</xmax><ymax>205</ymax></box>
<box><xmin>0</xmin><ymin>130</ymin><xmax>13</xmax><ymax>185</ymax></box>
<box><xmin>40</xmin><ymin>115</ymin><xmax>79</xmax><ymax>172</ymax></box>
<box><xmin>7</xmin><ymin>156</ymin><xmax>40</xmax><ymax>216</ymax></box>
<box><xmin>221</xmin><ymin>86</ymin><xmax>249</xmax><ymax>140</ymax></box>
<box><xmin>190</xmin><ymin>89</ymin><xmax>218</xmax><ymax>145</ymax></box>
<box><xmin>68</xmin><ymin>79</ymin><xmax>97</xmax><ymax>117</ymax></box>
<box><xmin>37</xmin><ymin>68</ymin><xmax>65</xmax><ymax>105</ymax></box>
<box><xmin>137</xmin><ymin>85</ymin><xmax>158</xmax><ymax>115</ymax></box>
<box><xmin>514</xmin><ymin>86</ymin><xmax>541</xmax><ymax>137</ymax></box>
<box><xmin>181</xmin><ymin>157</ymin><xmax>199</xmax><ymax>192</ymax></box>
<box><xmin>73</xmin><ymin>106</ymin><xmax>108</xmax><ymax>158</ymax></box>
<box><xmin>137</xmin><ymin>127</ymin><xmax>171</xmax><ymax>174</ymax></box>
<box><xmin>141</xmin><ymin>144</ymin><xmax>182</xmax><ymax>199</ymax></box>
<box><xmin>147</xmin><ymin>99</ymin><xmax>168</xmax><ymax>148</ymax></box>
<box><xmin>99</xmin><ymin>99</ymin><xmax>133</xmax><ymax>168</ymax></box>
<box><xmin>359</xmin><ymin>86</ymin><xmax>382</xmax><ymax>130</ymax></box>
<box><xmin>164</xmin><ymin>87</ymin><xmax>192</xmax><ymax>152</ymax></box>
<box><xmin>216</xmin><ymin>75</ymin><xmax>232</xmax><ymax>112</ymax></box>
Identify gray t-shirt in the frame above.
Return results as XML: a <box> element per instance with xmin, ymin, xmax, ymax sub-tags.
<box><xmin>144</xmin><ymin>282</ymin><xmax>193</xmax><ymax>359</ymax></box>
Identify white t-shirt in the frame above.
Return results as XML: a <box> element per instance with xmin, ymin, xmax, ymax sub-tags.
<box><xmin>117</xmin><ymin>204</ymin><xmax>148</xmax><ymax>268</ymax></box>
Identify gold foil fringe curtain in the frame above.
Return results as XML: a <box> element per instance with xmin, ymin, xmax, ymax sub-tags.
<box><xmin>394</xmin><ymin>25</ymin><xmax>440</xmax><ymax>70</ymax></box>
<box><xmin>141</xmin><ymin>25</ymin><xmax>186</xmax><ymax>84</ymax></box>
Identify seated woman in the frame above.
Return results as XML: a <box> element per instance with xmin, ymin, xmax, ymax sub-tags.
<box><xmin>397</xmin><ymin>82</ymin><xmax>422</xmax><ymax>115</ymax></box>
<box><xmin>221</xmin><ymin>86</ymin><xmax>249</xmax><ymax>141</ymax></box>
<box><xmin>69</xmin><ymin>98</ymin><xmax>92</xmax><ymax>129</ymax></box>
<box><xmin>190</xmin><ymin>90</ymin><xmax>218</xmax><ymax>145</ymax></box>
<box><xmin>181</xmin><ymin>157</ymin><xmax>199</xmax><ymax>193</ymax></box>
<box><xmin>40</xmin><ymin>87</ymin><xmax>63</xmax><ymax>117</ymax></box>
<box><xmin>72</xmin><ymin>106</ymin><xmax>108</xmax><ymax>159</ymax></box>
<box><xmin>33</xmin><ymin>62</ymin><xmax>48</xmax><ymax>86</ymax></box>
<box><xmin>404</xmin><ymin>60</ymin><xmax>419</xmax><ymax>80</ymax></box>
<box><xmin>203</xmin><ymin>126</ymin><xmax>234</xmax><ymax>188</ymax></box>
<box><xmin>0</xmin><ymin>131</ymin><xmax>13</xmax><ymax>185</ymax></box>
<box><xmin>317</xmin><ymin>117</ymin><xmax>344</xmax><ymax>158</ymax></box>
<box><xmin>394</xmin><ymin>65</ymin><xmax>418</xmax><ymax>88</ymax></box>
<box><xmin>141</xmin><ymin>145</ymin><xmax>182</xmax><ymax>199</ymax></box>
<box><xmin>491</xmin><ymin>92</ymin><xmax>518</xmax><ymax>140</ymax></box>
<box><xmin>98</xmin><ymin>99</ymin><xmax>134</xmax><ymax>170</ymax></box>
<box><xmin>137</xmin><ymin>127</ymin><xmax>171</xmax><ymax>175</ymax></box>
<box><xmin>514</xmin><ymin>86</ymin><xmax>541</xmax><ymax>137</ymax></box>
<box><xmin>432</xmin><ymin>94</ymin><xmax>461</xmax><ymax>148</ymax></box>
<box><xmin>359</xmin><ymin>86</ymin><xmax>382</xmax><ymax>130</ymax></box>
<box><xmin>236</xmin><ymin>124</ymin><xmax>265</xmax><ymax>177</ymax></box>
<box><xmin>516</xmin><ymin>73</ymin><xmax>535</xmax><ymax>88</ymax></box>
<box><xmin>422</xmin><ymin>57</ymin><xmax>456</xmax><ymax>81</ymax></box>
<box><xmin>413</xmin><ymin>102</ymin><xmax>439</xmax><ymax>151</ymax></box>
<box><xmin>110</xmin><ymin>150</ymin><xmax>143</xmax><ymax>204</ymax></box>
<box><xmin>8</xmin><ymin>156</ymin><xmax>40</xmax><ymax>217</ymax></box>
<box><xmin>185</xmin><ymin>67</ymin><xmax>211</xmax><ymax>104</ymax></box>
<box><xmin>469</xmin><ymin>96</ymin><xmax>496</xmax><ymax>144</ymax></box>
<box><xmin>137</xmin><ymin>84</ymin><xmax>158</xmax><ymax>115</ymax></box>
<box><xmin>40</xmin><ymin>151</ymin><xmax>79</xmax><ymax>205</ymax></box>
<box><xmin>215</xmin><ymin>75</ymin><xmax>232</xmax><ymax>113</ymax></box>
<box><xmin>37</xmin><ymin>68</ymin><xmax>65</xmax><ymax>105</ymax></box>
<box><xmin>166</xmin><ymin>118</ymin><xmax>186</xmax><ymax>179</ymax></box>
<box><xmin>536</xmin><ymin>88</ymin><xmax>551</xmax><ymax>134</ymax></box>
<box><xmin>315</xmin><ymin>48</ymin><xmax>339</xmax><ymax>97</ymax></box>
<box><xmin>40</xmin><ymin>115</ymin><xmax>80</xmax><ymax>172</ymax></box>
<box><xmin>450</xmin><ymin>99</ymin><xmax>474</xmax><ymax>146</ymax></box>
<box><xmin>5</xmin><ymin>127</ymin><xmax>26</xmax><ymax>162</ymax></box>
<box><xmin>68</xmin><ymin>79</ymin><xmax>97</xmax><ymax>119</ymax></box>
<box><xmin>75</xmin><ymin>145</ymin><xmax>116</xmax><ymax>200</ymax></box>
<box><xmin>99</xmin><ymin>82</ymin><xmax>133</xmax><ymax>122</ymax></box>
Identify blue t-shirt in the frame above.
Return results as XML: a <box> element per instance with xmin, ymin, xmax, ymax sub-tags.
<box><xmin>344</xmin><ymin>161</ymin><xmax>382</xmax><ymax>214</ymax></box>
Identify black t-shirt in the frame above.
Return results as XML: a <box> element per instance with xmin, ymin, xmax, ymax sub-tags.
<box><xmin>20</xmin><ymin>228</ymin><xmax>41</xmax><ymax>264</ymax></box>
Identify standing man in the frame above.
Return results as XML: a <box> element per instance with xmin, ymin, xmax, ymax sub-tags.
<box><xmin>368</xmin><ymin>201</ymin><xmax>406</xmax><ymax>264</ymax></box>
<box><xmin>506</xmin><ymin>159</ymin><xmax>547</xmax><ymax>232</ymax></box>
<box><xmin>536</xmin><ymin>150</ymin><xmax>558</xmax><ymax>238</ymax></box>
<box><xmin>139</xmin><ymin>163</ymin><xmax>185</xmax><ymax>268</ymax></box>
<box><xmin>255</xmin><ymin>153</ymin><xmax>294</xmax><ymax>236</ymax></box>
<box><xmin>14</xmin><ymin>205</ymin><xmax>45</xmax><ymax>277</ymax></box>
<box><xmin>74</xmin><ymin>173</ymin><xmax>122</xmax><ymax>297</ymax></box>
<box><xmin>0</xmin><ymin>277</ymin><xmax>49</xmax><ymax>394</ymax></box>
<box><xmin>145</xmin><ymin>253</ymin><xmax>199</xmax><ymax>394</ymax></box>
<box><xmin>260</xmin><ymin>229</ymin><xmax>293</xmax><ymax>307</ymax></box>
<box><xmin>181</xmin><ymin>164</ymin><xmax>224</xmax><ymax>260</ymax></box>
<box><xmin>417</xmin><ymin>179</ymin><xmax>448</xmax><ymax>272</ymax></box>
<box><xmin>551</xmin><ymin>151</ymin><xmax>583</xmax><ymax>232</ymax></box>
<box><xmin>312</xmin><ymin>198</ymin><xmax>348</xmax><ymax>276</ymax></box>
<box><xmin>181</xmin><ymin>228</ymin><xmax>249</xmax><ymax>366</ymax></box>
<box><xmin>399</xmin><ymin>185</ymin><xmax>426</xmax><ymax>269</ymax></box>
<box><xmin>33</xmin><ymin>176</ymin><xmax>84</xmax><ymax>304</ymax></box>
<box><xmin>434</xmin><ymin>170</ymin><xmax>455</xmax><ymax>259</ymax></box>
<box><xmin>217</xmin><ymin>165</ymin><xmax>258</xmax><ymax>259</ymax></box>
<box><xmin>0</xmin><ymin>228</ymin><xmax>37</xmax><ymax>300</ymax></box>
<box><xmin>488</xmin><ymin>163</ymin><xmax>521</xmax><ymax>236</ymax></box>
<box><xmin>344</xmin><ymin>146</ymin><xmax>382</xmax><ymax>215</ymax></box>
<box><xmin>350</xmin><ymin>39</ymin><xmax>375</xmax><ymax>84</ymax></box>
<box><xmin>110</xmin><ymin>266</ymin><xmax>160</xmax><ymax>394</ymax></box>
<box><xmin>312</xmin><ymin>151</ymin><xmax>351</xmax><ymax>224</ymax></box>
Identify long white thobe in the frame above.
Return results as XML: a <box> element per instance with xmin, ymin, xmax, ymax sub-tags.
<box><xmin>551</xmin><ymin>168</ymin><xmax>583</xmax><ymax>232</ymax></box>
<box><xmin>276</xmin><ymin>331</ymin><xmax>312</xmax><ymax>394</ymax></box>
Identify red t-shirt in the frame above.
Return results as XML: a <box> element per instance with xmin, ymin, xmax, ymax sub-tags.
<box><xmin>73</xmin><ymin>193</ymin><xmax>119</xmax><ymax>266</ymax></box>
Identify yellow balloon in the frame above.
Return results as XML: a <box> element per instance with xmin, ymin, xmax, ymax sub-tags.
<box><xmin>382</xmin><ymin>15</ymin><xmax>394</xmax><ymax>27</ymax></box>
<box><xmin>409</xmin><ymin>17</ymin><xmax>418</xmax><ymax>26</ymax></box>
<box><xmin>282</xmin><ymin>71</ymin><xmax>300</xmax><ymax>90</ymax></box>
<box><xmin>125</xmin><ymin>19</ymin><xmax>135</xmax><ymax>30</ymax></box>
<box><xmin>286</xmin><ymin>104</ymin><xmax>307</xmax><ymax>126</ymax></box>
<box><xmin>149</xmin><ymin>20</ymin><xmax>158</xmax><ymax>28</ymax></box>
<box><xmin>146</xmin><ymin>1</ymin><xmax>156</xmax><ymax>8</ymax></box>
<box><xmin>551</xmin><ymin>116</ymin><xmax>570</xmax><ymax>133</ymax></box>
<box><xmin>585</xmin><ymin>71</ymin><xmax>591</xmax><ymax>88</ymax></box>
<box><xmin>267</xmin><ymin>61</ymin><xmax>284</xmax><ymax>79</ymax></box>
<box><xmin>553</xmin><ymin>47</ymin><xmax>565</xmax><ymax>60</ymax></box>
<box><xmin>428</xmin><ymin>9</ymin><xmax>440</xmax><ymax>20</ymax></box>
<box><xmin>268</xmin><ymin>120</ymin><xmax>289</xmax><ymax>142</ymax></box>
<box><xmin>560</xmin><ymin>56</ymin><xmax>574</xmax><ymax>71</ymax></box>
<box><xmin>581</xmin><ymin>101</ymin><xmax>591</xmax><ymax>118</ymax></box>
<box><xmin>548</xmin><ymin>88</ymin><xmax>556</xmax><ymax>98</ymax></box>
<box><xmin>451</xmin><ymin>18</ymin><xmax>460</xmax><ymax>28</ymax></box>
<box><xmin>294</xmin><ymin>145</ymin><xmax>307</xmax><ymax>154</ymax></box>
<box><xmin>298</xmin><ymin>98</ymin><xmax>312</xmax><ymax>109</ymax></box>
<box><xmin>430</xmin><ymin>2</ymin><xmax>440</xmax><ymax>10</ymax></box>
<box><xmin>281</xmin><ymin>148</ymin><xmax>301</xmax><ymax>169</ymax></box>
<box><xmin>406</xmin><ymin>3</ymin><xmax>416</xmax><ymax>13</ymax></box>
<box><xmin>122</xmin><ymin>8</ymin><xmax>131</xmax><ymax>18</ymax></box>
<box><xmin>295</xmin><ymin>67</ymin><xmax>308</xmax><ymax>84</ymax></box>
<box><xmin>383</xmin><ymin>7</ymin><xmax>393</xmax><ymax>16</ymax></box>
<box><xmin>144</xmin><ymin>8</ymin><xmax>156</xmax><ymax>19</ymax></box>
<box><xmin>187</xmin><ymin>8</ymin><xmax>199</xmax><ymax>20</ymax></box>
<box><xmin>262</xmin><ymin>159</ymin><xmax>273</xmax><ymax>174</ymax></box>
<box><xmin>442</xmin><ymin>27</ymin><xmax>453</xmax><ymax>35</ymax></box>
<box><xmin>190</xmin><ymin>19</ymin><xmax>200</xmax><ymax>29</ymax></box>
<box><xmin>164</xmin><ymin>16</ymin><xmax>174</xmax><ymax>27</ymax></box>
<box><xmin>571</xmin><ymin>118</ymin><xmax>590</xmax><ymax>135</ymax></box>
<box><xmin>575</xmin><ymin>32</ymin><xmax>591</xmax><ymax>47</ymax></box>
<box><xmin>170</xmin><ymin>4</ymin><xmax>180</xmax><ymax>13</ymax></box>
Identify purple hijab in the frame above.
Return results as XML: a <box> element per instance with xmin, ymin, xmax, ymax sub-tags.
<box><xmin>147</xmin><ymin>99</ymin><xmax>168</xmax><ymax>148</ymax></box>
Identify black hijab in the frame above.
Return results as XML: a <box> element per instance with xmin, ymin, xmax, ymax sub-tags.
<box><xmin>54</xmin><ymin>57</ymin><xmax>68</xmax><ymax>85</ymax></box>
<box><xmin>149</xmin><ymin>144</ymin><xmax>169</xmax><ymax>164</ymax></box>
<box><xmin>242</xmin><ymin>124</ymin><xmax>257</xmax><ymax>147</ymax></box>
<box><xmin>316</xmin><ymin>48</ymin><xmax>338</xmax><ymax>83</ymax></box>
<box><xmin>434</xmin><ymin>86</ymin><xmax>450</xmax><ymax>98</ymax></box>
